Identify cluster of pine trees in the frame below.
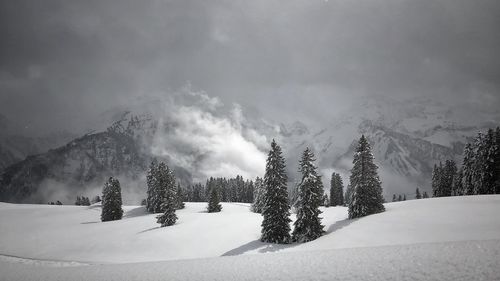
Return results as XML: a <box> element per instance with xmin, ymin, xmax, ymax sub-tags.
<box><xmin>259</xmin><ymin>136</ymin><xmax>384</xmax><ymax>244</ymax></box>
<box><xmin>392</xmin><ymin>188</ymin><xmax>429</xmax><ymax>202</ymax></box>
<box><xmin>145</xmin><ymin>160</ymin><xmax>183</xmax><ymax>227</ymax></box>
<box><xmin>101</xmin><ymin>177</ymin><xmax>123</xmax><ymax>222</ymax></box>
<box><xmin>182</xmin><ymin>176</ymin><xmax>255</xmax><ymax>203</ymax></box>
<box><xmin>75</xmin><ymin>196</ymin><xmax>91</xmax><ymax>206</ymax></box>
<box><xmin>432</xmin><ymin>127</ymin><xmax>500</xmax><ymax>197</ymax></box>
<box><xmin>329</xmin><ymin>172</ymin><xmax>344</xmax><ymax>206</ymax></box>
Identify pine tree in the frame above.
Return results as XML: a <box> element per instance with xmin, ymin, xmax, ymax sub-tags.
<box><xmin>416</xmin><ymin>188</ymin><xmax>421</xmax><ymax>199</ymax></box>
<box><xmin>251</xmin><ymin>177</ymin><xmax>266</xmax><ymax>213</ymax></box>
<box><xmin>494</xmin><ymin>127</ymin><xmax>500</xmax><ymax>194</ymax></box>
<box><xmin>101</xmin><ymin>177</ymin><xmax>123</xmax><ymax>222</ymax></box>
<box><xmin>146</xmin><ymin>159</ymin><xmax>159</xmax><ymax>213</ymax></box>
<box><xmin>482</xmin><ymin>129</ymin><xmax>497</xmax><ymax>194</ymax></box>
<box><xmin>432</xmin><ymin>163</ymin><xmax>443</xmax><ymax>197</ymax></box>
<box><xmin>452</xmin><ymin>168</ymin><xmax>464</xmax><ymax>196</ymax></box>
<box><xmin>392</xmin><ymin>194</ymin><xmax>397</xmax><ymax>202</ymax></box>
<box><xmin>207</xmin><ymin>183</ymin><xmax>222</xmax><ymax>213</ymax></box>
<box><xmin>348</xmin><ymin>135</ymin><xmax>385</xmax><ymax>219</ymax></box>
<box><xmin>344</xmin><ymin>184</ymin><xmax>352</xmax><ymax>206</ymax></box>
<box><xmin>156</xmin><ymin>165</ymin><xmax>178</xmax><ymax>227</ymax></box>
<box><xmin>423</xmin><ymin>191</ymin><xmax>429</xmax><ymax>198</ymax></box>
<box><xmin>322</xmin><ymin>194</ymin><xmax>329</xmax><ymax>207</ymax></box>
<box><xmin>292</xmin><ymin>148</ymin><xmax>324</xmax><ymax>243</ymax></box>
<box><xmin>398</xmin><ymin>194</ymin><xmax>402</xmax><ymax>201</ymax></box>
<box><xmin>261</xmin><ymin>139</ymin><xmax>291</xmax><ymax>244</ymax></box>
<box><xmin>75</xmin><ymin>196</ymin><xmax>81</xmax><ymax>206</ymax></box>
<box><xmin>403</xmin><ymin>194</ymin><xmax>406</xmax><ymax>201</ymax></box>
<box><xmin>329</xmin><ymin>172</ymin><xmax>344</xmax><ymax>207</ymax></box>
<box><xmin>176</xmin><ymin>183</ymin><xmax>185</xmax><ymax>210</ymax></box>
<box><xmin>462</xmin><ymin>143</ymin><xmax>475</xmax><ymax>195</ymax></box>
<box><xmin>441</xmin><ymin>160</ymin><xmax>457</xmax><ymax>197</ymax></box>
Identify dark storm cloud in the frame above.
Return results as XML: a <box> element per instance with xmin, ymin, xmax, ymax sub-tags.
<box><xmin>0</xmin><ymin>0</ymin><xmax>499</xmax><ymax>135</ymax></box>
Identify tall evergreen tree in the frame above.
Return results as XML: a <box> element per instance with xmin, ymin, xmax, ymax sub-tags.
<box><xmin>348</xmin><ymin>135</ymin><xmax>385</xmax><ymax>219</ymax></box>
<box><xmin>329</xmin><ymin>172</ymin><xmax>344</xmax><ymax>206</ymax></box>
<box><xmin>494</xmin><ymin>127</ymin><xmax>500</xmax><ymax>194</ymax></box>
<box><xmin>482</xmin><ymin>128</ymin><xmax>497</xmax><ymax>194</ymax></box>
<box><xmin>432</xmin><ymin>163</ymin><xmax>443</xmax><ymax>197</ymax></box>
<box><xmin>156</xmin><ymin>165</ymin><xmax>178</xmax><ymax>227</ymax></box>
<box><xmin>442</xmin><ymin>160</ymin><xmax>457</xmax><ymax>196</ymax></box>
<box><xmin>251</xmin><ymin>177</ymin><xmax>266</xmax><ymax>213</ymax></box>
<box><xmin>462</xmin><ymin>143</ymin><xmax>475</xmax><ymax>195</ymax></box>
<box><xmin>344</xmin><ymin>184</ymin><xmax>352</xmax><ymax>206</ymax></box>
<box><xmin>292</xmin><ymin>148</ymin><xmax>324</xmax><ymax>242</ymax></box>
<box><xmin>101</xmin><ymin>177</ymin><xmax>123</xmax><ymax>222</ymax></box>
<box><xmin>176</xmin><ymin>183</ymin><xmax>185</xmax><ymax>210</ymax></box>
<box><xmin>261</xmin><ymin>139</ymin><xmax>291</xmax><ymax>244</ymax></box>
<box><xmin>416</xmin><ymin>188</ymin><xmax>422</xmax><ymax>199</ymax></box>
<box><xmin>207</xmin><ymin>183</ymin><xmax>222</xmax><ymax>213</ymax></box>
<box><xmin>146</xmin><ymin>159</ymin><xmax>159</xmax><ymax>213</ymax></box>
<box><xmin>452</xmin><ymin>168</ymin><xmax>464</xmax><ymax>196</ymax></box>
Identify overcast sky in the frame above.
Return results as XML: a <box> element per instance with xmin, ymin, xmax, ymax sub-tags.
<box><xmin>1</xmin><ymin>0</ymin><xmax>499</xmax><ymax>135</ymax></box>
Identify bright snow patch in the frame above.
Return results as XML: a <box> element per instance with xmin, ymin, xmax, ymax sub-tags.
<box><xmin>1</xmin><ymin>195</ymin><xmax>499</xmax><ymax>280</ymax></box>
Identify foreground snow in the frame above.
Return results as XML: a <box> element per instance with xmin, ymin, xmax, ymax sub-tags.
<box><xmin>1</xmin><ymin>195</ymin><xmax>500</xmax><ymax>280</ymax></box>
<box><xmin>1</xmin><ymin>240</ymin><xmax>499</xmax><ymax>281</ymax></box>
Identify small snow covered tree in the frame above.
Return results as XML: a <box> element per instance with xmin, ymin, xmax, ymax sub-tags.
<box><xmin>261</xmin><ymin>139</ymin><xmax>291</xmax><ymax>244</ymax></box>
<box><xmin>322</xmin><ymin>194</ymin><xmax>329</xmax><ymax>207</ymax></box>
<box><xmin>416</xmin><ymin>188</ymin><xmax>422</xmax><ymax>199</ymax></box>
<box><xmin>156</xmin><ymin>166</ymin><xmax>178</xmax><ymax>227</ymax></box>
<box><xmin>348</xmin><ymin>135</ymin><xmax>385</xmax><ymax>219</ymax></box>
<box><xmin>207</xmin><ymin>184</ymin><xmax>222</xmax><ymax>213</ymax></box>
<box><xmin>75</xmin><ymin>196</ymin><xmax>81</xmax><ymax>206</ymax></box>
<box><xmin>392</xmin><ymin>194</ymin><xmax>397</xmax><ymax>202</ymax></box>
<box><xmin>403</xmin><ymin>194</ymin><xmax>406</xmax><ymax>201</ymax></box>
<box><xmin>292</xmin><ymin>148</ymin><xmax>324</xmax><ymax>242</ymax></box>
<box><xmin>146</xmin><ymin>159</ymin><xmax>159</xmax><ymax>213</ymax></box>
<box><xmin>251</xmin><ymin>177</ymin><xmax>265</xmax><ymax>213</ymax></box>
<box><xmin>330</xmin><ymin>172</ymin><xmax>344</xmax><ymax>206</ymax></box>
<box><xmin>101</xmin><ymin>177</ymin><xmax>123</xmax><ymax>222</ymax></box>
<box><xmin>423</xmin><ymin>191</ymin><xmax>429</xmax><ymax>198</ymax></box>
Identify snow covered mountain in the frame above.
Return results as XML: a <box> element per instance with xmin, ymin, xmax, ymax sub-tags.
<box><xmin>0</xmin><ymin>127</ymin><xmax>147</xmax><ymax>204</ymax></box>
<box><xmin>276</xmin><ymin>96</ymin><xmax>494</xmax><ymax>198</ymax></box>
<box><xmin>0</xmin><ymin>93</ymin><xmax>495</xmax><ymax>203</ymax></box>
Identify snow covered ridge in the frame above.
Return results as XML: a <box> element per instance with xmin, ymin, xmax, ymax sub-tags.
<box><xmin>1</xmin><ymin>196</ymin><xmax>500</xmax><ymax>280</ymax></box>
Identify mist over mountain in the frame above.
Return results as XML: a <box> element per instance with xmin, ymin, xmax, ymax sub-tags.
<box><xmin>1</xmin><ymin>88</ymin><xmax>496</xmax><ymax>204</ymax></box>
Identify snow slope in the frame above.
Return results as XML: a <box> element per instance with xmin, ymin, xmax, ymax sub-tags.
<box><xmin>1</xmin><ymin>195</ymin><xmax>500</xmax><ymax>280</ymax></box>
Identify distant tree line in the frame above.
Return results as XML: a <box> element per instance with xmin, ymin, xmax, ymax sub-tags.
<box><xmin>182</xmin><ymin>176</ymin><xmax>255</xmax><ymax>203</ymax></box>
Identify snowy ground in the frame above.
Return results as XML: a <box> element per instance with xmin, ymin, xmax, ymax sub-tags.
<box><xmin>1</xmin><ymin>195</ymin><xmax>500</xmax><ymax>280</ymax></box>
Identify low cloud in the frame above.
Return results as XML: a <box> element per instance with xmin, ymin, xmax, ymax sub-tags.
<box><xmin>151</xmin><ymin>89</ymin><xmax>267</xmax><ymax>182</ymax></box>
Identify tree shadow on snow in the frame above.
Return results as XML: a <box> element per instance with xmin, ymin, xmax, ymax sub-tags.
<box><xmin>137</xmin><ymin>226</ymin><xmax>161</xmax><ymax>234</ymax></box>
<box><xmin>80</xmin><ymin>221</ymin><xmax>99</xmax><ymax>224</ymax></box>
<box><xmin>124</xmin><ymin>206</ymin><xmax>149</xmax><ymax>218</ymax></box>
<box><xmin>221</xmin><ymin>239</ymin><xmax>297</xmax><ymax>256</ymax></box>
<box><xmin>325</xmin><ymin>218</ymin><xmax>358</xmax><ymax>234</ymax></box>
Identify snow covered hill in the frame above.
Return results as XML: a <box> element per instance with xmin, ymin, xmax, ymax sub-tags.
<box><xmin>0</xmin><ymin>195</ymin><xmax>499</xmax><ymax>280</ymax></box>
